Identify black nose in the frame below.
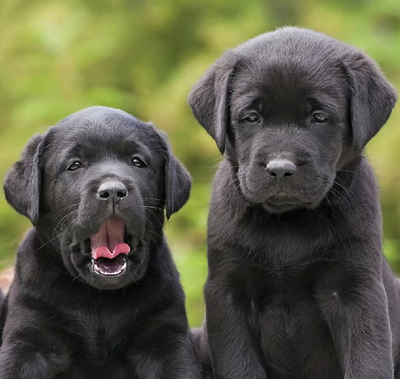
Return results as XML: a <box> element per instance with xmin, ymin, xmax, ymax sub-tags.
<box><xmin>266</xmin><ymin>159</ymin><xmax>297</xmax><ymax>178</ymax></box>
<box><xmin>97</xmin><ymin>181</ymin><xmax>128</xmax><ymax>204</ymax></box>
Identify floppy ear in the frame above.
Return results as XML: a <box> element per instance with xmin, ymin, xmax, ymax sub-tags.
<box><xmin>3</xmin><ymin>134</ymin><xmax>45</xmax><ymax>225</ymax></box>
<box><xmin>345</xmin><ymin>52</ymin><xmax>397</xmax><ymax>151</ymax></box>
<box><xmin>158</xmin><ymin>132</ymin><xmax>192</xmax><ymax>219</ymax></box>
<box><xmin>188</xmin><ymin>55</ymin><xmax>238</xmax><ymax>154</ymax></box>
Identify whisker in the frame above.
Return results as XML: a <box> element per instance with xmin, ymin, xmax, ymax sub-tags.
<box><xmin>41</xmin><ymin>203</ymin><xmax>80</xmax><ymax>221</ymax></box>
<box><xmin>35</xmin><ymin>230</ymin><xmax>66</xmax><ymax>253</ymax></box>
<box><xmin>52</xmin><ymin>210</ymin><xmax>77</xmax><ymax>239</ymax></box>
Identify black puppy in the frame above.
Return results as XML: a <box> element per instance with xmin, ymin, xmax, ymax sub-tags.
<box><xmin>1</xmin><ymin>106</ymin><xmax>201</xmax><ymax>379</ymax></box>
<box><xmin>189</xmin><ymin>27</ymin><xmax>400</xmax><ymax>379</ymax></box>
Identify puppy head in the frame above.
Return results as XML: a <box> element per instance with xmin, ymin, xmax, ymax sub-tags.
<box><xmin>4</xmin><ymin>106</ymin><xmax>191</xmax><ymax>290</ymax></box>
<box><xmin>189</xmin><ymin>27</ymin><xmax>397</xmax><ymax>213</ymax></box>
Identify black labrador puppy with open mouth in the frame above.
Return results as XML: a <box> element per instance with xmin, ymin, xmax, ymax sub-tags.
<box><xmin>0</xmin><ymin>106</ymin><xmax>201</xmax><ymax>379</ymax></box>
<box><xmin>189</xmin><ymin>27</ymin><xmax>400</xmax><ymax>379</ymax></box>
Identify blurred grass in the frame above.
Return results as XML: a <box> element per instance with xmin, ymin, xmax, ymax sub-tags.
<box><xmin>385</xmin><ymin>239</ymin><xmax>400</xmax><ymax>274</ymax></box>
<box><xmin>0</xmin><ymin>0</ymin><xmax>400</xmax><ymax>327</ymax></box>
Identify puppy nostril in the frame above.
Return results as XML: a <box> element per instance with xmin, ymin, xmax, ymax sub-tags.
<box><xmin>97</xmin><ymin>181</ymin><xmax>128</xmax><ymax>202</ymax></box>
<box><xmin>266</xmin><ymin>159</ymin><xmax>297</xmax><ymax>179</ymax></box>
<box><xmin>99</xmin><ymin>190</ymin><xmax>110</xmax><ymax>199</ymax></box>
<box><xmin>117</xmin><ymin>190</ymin><xmax>127</xmax><ymax>199</ymax></box>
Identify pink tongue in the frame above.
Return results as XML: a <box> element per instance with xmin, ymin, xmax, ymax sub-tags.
<box><xmin>90</xmin><ymin>217</ymin><xmax>131</xmax><ymax>259</ymax></box>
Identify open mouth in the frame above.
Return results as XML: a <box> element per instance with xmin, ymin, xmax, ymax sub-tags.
<box><xmin>89</xmin><ymin>217</ymin><xmax>132</xmax><ymax>277</ymax></box>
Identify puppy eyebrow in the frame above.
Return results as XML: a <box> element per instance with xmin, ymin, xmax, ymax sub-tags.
<box><xmin>233</xmin><ymin>95</ymin><xmax>262</xmax><ymax>119</ymax></box>
<box><xmin>64</xmin><ymin>144</ymin><xmax>84</xmax><ymax>158</ymax></box>
<box><xmin>120</xmin><ymin>139</ymin><xmax>152</xmax><ymax>157</ymax></box>
<box><xmin>307</xmin><ymin>96</ymin><xmax>342</xmax><ymax>118</ymax></box>
<box><xmin>60</xmin><ymin>139</ymin><xmax>152</xmax><ymax>166</ymax></box>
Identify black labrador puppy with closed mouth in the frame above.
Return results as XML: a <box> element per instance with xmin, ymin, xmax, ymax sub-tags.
<box><xmin>189</xmin><ymin>27</ymin><xmax>400</xmax><ymax>379</ymax></box>
<box><xmin>0</xmin><ymin>106</ymin><xmax>201</xmax><ymax>379</ymax></box>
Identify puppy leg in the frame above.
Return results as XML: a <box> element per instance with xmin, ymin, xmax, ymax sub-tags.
<box><xmin>131</xmin><ymin>341</ymin><xmax>202</xmax><ymax>379</ymax></box>
<box><xmin>191</xmin><ymin>325</ymin><xmax>214</xmax><ymax>379</ymax></box>
<box><xmin>127</xmin><ymin>313</ymin><xmax>202</xmax><ymax>379</ymax></box>
<box><xmin>205</xmin><ymin>280</ymin><xmax>267</xmax><ymax>379</ymax></box>
<box><xmin>0</xmin><ymin>338</ymin><xmax>70</xmax><ymax>379</ymax></box>
<box><xmin>317</xmin><ymin>271</ymin><xmax>394</xmax><ymax>379</ymax></box>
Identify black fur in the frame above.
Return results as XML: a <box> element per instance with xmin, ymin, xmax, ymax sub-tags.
<box><xmin>0</xmin><ymin>289</ymin><xmax>3</xmax><ymax>335</ymax></box>
<box><xmin>189</xmin><ymin>27</ymin><xmax>400</xmax><ymax>379</ymax></box>
<box><xmin>1</xmin><ymin>106</ymin><xmax>201</xmax><ymax>378</ymax></box>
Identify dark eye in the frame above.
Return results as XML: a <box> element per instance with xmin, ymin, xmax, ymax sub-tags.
<box><xmin>66</xmin><ymin>161</ymin><xmax>83</xmax><ymax>171</ymax></box>
<box><xmin>132</xmin><ymin>157</ymin><xmax>146</xmax><ymax>167</ymax></box>
<box><xmin>312</xmin><ymin>112</ymin><xmax>329</xmax><ymax>124</ymax></box>
<box><xmin>243</xmin><ymin>112</ymin><xmax>260</xmax><ymax>123</ymax></box>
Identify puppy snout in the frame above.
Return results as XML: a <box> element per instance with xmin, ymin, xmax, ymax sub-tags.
<box><xmin>265</xmin><ymin>159</ymin><xmax>297</xmax><ymax>178</ymax></box>
<box><xmin>97</xmin><ymin>181</ymin><xmax>128</xmax><ymax>203</ymax></box>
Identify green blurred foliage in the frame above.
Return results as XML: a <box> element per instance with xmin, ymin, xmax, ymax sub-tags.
<box><xmin>0</xmin><ymin>0</ymin><xmax>400</xmax><ymax>326</ymax></box>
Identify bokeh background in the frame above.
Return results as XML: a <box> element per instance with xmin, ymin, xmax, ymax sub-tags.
<box><xmin>0</xmin><ymin>0</ymin><xmax>400</xmax><ymax>327</ymax></box>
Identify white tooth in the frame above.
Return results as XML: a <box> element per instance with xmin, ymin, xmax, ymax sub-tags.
<box><xmin>92</xmin><ymin>260</ymin><xmax>127</xmax><ymax>277</ymax></box>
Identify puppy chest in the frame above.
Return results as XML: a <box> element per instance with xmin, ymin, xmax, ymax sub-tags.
<box><xmin>255</xmin><ymin>295</ymin><xmax>340</xmax><ymax>378</ymax></box>
<box><xmin>233</xmin><ymin>270</ymin><xmax>342</xmax><ymax>378</ymax></box>
<box><xmin>59</xmin><ymin>357</ymin><xmax>132</xmax><ymax>379</ymax></box>
<box><xmin>66</xmin><ymin>309</ymin><xmax>134</xmax><ymax>361</ymax></box>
